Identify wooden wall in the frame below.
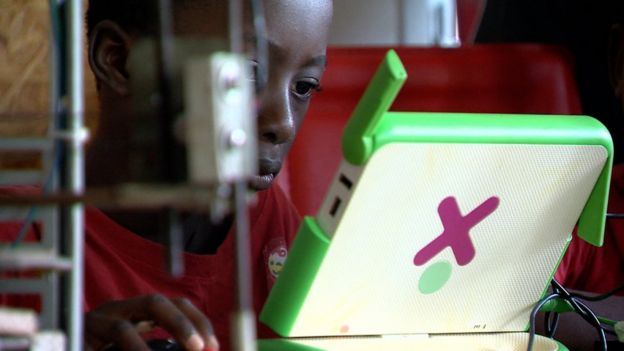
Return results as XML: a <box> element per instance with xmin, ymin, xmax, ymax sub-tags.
<box><xmin>0</xmin><ymin>0</ymin><xmax>97</xmax><ymax>169</ymax></box>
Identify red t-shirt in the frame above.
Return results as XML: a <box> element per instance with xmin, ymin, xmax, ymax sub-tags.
<box><xmin>555</xmin><ymin>164</ymin><xmax>624</xmax><ymax>294</ymax></box>
<box><xmin>1</xmin><ymin>184</ymin><xmax>300</xmax><ymax>349</ymax></box>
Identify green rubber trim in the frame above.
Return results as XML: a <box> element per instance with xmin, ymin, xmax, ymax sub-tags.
<box><xmin>259</xmin><ymin>217</ymin><xmax>331</xmax><ymax>336</ymax></box>
<box><xmin>342</xmin><ymin>49</ymin><xmax>407</xmax><ymax>165</ymax></box>
<box><xmin>257</xmin><ymin>339</ymin><xmax>321</xmax><ymax>351</ymax></box>
<box><xmin>372</xmin><ymin>111</ymin><xmax>612</xmax><ymax>246</ymax></box>
<box><xmin>555</xmin><ymin>340</ymin><xmax>570</xmax><ymax>350</ymax></box>
<box><xmin>257</xmin><ymin>336</ymin><xmax>568</xmax><ymax>350</ymax></box>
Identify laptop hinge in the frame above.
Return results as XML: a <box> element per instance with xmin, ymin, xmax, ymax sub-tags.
<box><xmin>380</xmin><ymin>333</ymin><xmax>429</xmax><ymax>340</ymax></box>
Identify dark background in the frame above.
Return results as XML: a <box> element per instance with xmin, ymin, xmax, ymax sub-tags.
<box><xmin>476</xmin><ymin>0</ymin><xmax>624</xmax><ymax>162</ymax></box>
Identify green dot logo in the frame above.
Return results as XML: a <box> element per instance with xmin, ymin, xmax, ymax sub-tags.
<box><xmin>418</xmin><ymin>260</ymin><xmax>453</xmax><ymax>294</ymax></box>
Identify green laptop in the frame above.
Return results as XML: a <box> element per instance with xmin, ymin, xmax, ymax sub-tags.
<box><xmin>257</xmin><ymin>50</ymin><xmax>613</xmax><ymax>351</ymax></box>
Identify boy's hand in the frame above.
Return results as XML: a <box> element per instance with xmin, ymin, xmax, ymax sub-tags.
<box><xmin>84</xmin><ymin>294</ymin><xmax>219</xmax><ymax>351</ymax></box>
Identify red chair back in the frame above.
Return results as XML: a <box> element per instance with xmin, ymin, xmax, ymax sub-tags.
<box><xmin>280</xmin><ymin>44</ymin><xmax>582</xmax><ymax>216</ymax></box>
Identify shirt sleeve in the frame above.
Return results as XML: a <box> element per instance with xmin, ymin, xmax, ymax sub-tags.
<box><xmin>555</xmin><ymin>164</ymin><xmax>624</xmax><ymax>294</ymax></box>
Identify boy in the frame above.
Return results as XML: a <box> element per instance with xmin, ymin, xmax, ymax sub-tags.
<box><xmin>2</xmin><ymin>0</ymin><xmax>332</xmax><ymax>350</ymax></box>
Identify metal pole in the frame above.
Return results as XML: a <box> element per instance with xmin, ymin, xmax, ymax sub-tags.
<box><xmin>154</xmin><ymin>0</ymin><xmax>186</xmax><ymax>277</ymax></box>
<box><xmin>229</xmin><ymin>0</ymin><xmax>243</xmax><ymax>54</ymax></box>
<box><xmin>155</xmin><ymin>0</ymin><xmax>177</xmax><ymax>183</ymax></box>
<box><xmin>42</xmin><ymin>0</ymin><xmax>63</xmax><ymax>330</ymax></box>
<box><xmin>232</xmin><ymin>181</ymin><xmax>256</xmax><ymax>351</ymax></box>
<box><xmin>229</xmin><ymin>1</ymin><xmax>256</xmax><ymax>350</ymax></box>
<box><xmin>67</xmin><ymin>0</ymin><xmax>85</xmax><ymax>349</ymax></box>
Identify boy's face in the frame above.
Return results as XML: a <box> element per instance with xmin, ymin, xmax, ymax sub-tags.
<box><xmin>166</xmin><ymin>0</ymin><xmax>332</xmax><ymax>190</ymax></box>
<box><xmin>90</xmin><ymin>0</ymin><xmax>332</xmax><ymax>190</ymax></box>
<box><xmin>252</xmin><ymin>0</ymin><xmax>332</xmax><ymax>190</ymax></box>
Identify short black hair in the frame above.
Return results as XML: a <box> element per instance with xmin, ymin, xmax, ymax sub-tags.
<box><xmin>86</xmin><ymin>0</ymin><xmax>164</xmax><ymax>38</ymax></box>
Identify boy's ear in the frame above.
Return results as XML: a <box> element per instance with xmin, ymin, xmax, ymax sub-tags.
<box><xmin>88</xmin><ymin>20</ymin><xmax>133</xmax><ymax>96</ymax></box>
<box><xmin>608</xmin><ymin>24</ymin><xmax>624</xmax><ymax>98</ymax></box>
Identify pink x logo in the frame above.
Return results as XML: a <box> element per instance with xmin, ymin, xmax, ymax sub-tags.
<box><xmin>413</xmin><ymin>196</ymin><xmax>499</xmax><ymax>266</ymax></box>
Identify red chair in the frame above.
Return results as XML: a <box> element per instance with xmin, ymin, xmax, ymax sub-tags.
<box><xmin>279</xmin><ymin>44</ymin><xmax>582</xmax><ymax>216</ymax></box>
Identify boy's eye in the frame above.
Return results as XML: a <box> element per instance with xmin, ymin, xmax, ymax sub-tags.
<box><xmin>291</xmin><ymin>79</ymin><xmax>321</xmax><ymax>98</ymax></box>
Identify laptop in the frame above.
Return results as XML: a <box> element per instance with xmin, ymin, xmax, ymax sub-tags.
<box><xmin>257</xmin><ymin>50</ymin><xmax>613</xmax><ymax>351</ymax></box>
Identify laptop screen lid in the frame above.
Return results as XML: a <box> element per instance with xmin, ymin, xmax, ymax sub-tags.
<box><xmin>259</xmin><ymin>50</ymin><xmax>613</xmax><ymax>339</ymax></box>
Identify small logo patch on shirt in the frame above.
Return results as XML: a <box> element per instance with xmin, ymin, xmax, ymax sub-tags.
<box><xmin>264</xmin><ymin>238</ymin><xmax>288</xmax><ymax>280</ymax></box>
<box><xmin>268</xmin><ymin>247</ymin><xmax>287</xmax><ymax>278</ymax></box>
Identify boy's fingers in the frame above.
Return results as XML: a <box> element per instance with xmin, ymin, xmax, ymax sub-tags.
<box><xmin>84</xmin><ymin>311</ymin><xmax>150</xmax><ymax>351</ymax></box>
<box><xmin>137</xmin><ymin>294</ymin><xmax>205</xmax><ymax>351</ymax></box>
<box><xmin>86</xmin><ymin>294</ymin><xmax>215</xmax><ymax>351</ymax></box>
<box><xmin>172</xmin><ymin>297</ymin><xmax>220</xmax><ymax>350</ymax></box>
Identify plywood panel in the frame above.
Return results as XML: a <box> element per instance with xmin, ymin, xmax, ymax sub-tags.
<box><xmin>0</xmin><ymin>0</ymin><xmax>97</xmax><ymax>169</ymax></box>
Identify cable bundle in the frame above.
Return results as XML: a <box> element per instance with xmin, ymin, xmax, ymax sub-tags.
<box><xmin>527</xmin><ymin>279</ymin><xmax>624</xmax><ymax>351</ymax></box>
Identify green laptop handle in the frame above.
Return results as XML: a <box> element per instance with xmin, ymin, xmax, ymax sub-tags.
<box><xmin>260</xmin><ymin>217</ymin><xmax>331</xmax><ymax>336</ymax></box>
<box><xmin>341</xmin><ymin>49</ymin><xmax>407</xmax><ymax>165</ymax></box>
<box><xmin>341</xmin><ymin>50</ymin><xmax>612</xmax><ymax>246</ymax></box>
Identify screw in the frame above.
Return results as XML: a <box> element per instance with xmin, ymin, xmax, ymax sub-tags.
<box><xmin>227</xmin><ymin>128</ymin><xmax>247</xmax><ymax>148</ymax></box>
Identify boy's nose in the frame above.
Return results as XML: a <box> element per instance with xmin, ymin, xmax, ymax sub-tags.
<box><xmin>259</xmin><ymin>118</ymin><xmax>295</xmax><ymax>145</ymax></box>
<box><xmin>257</xmin><ymin>94</ymin><xmax>296</xmax><ymax>145</ymax></box>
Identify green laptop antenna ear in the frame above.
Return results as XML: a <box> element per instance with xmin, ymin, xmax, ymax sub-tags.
<box><xmin>577</xmin><ymin>142</ymin><xmax>613</xmax><ymax>247</ymax></box>
<box><xmin>342</xmin><ymin>50</ymin><xmax>408</xmax><ymax>165</ymax></box>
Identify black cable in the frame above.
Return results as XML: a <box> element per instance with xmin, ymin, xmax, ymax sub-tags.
<box><xmin>528</xmin><ymin>279</ymin><xmax>619</xmax><ymax>351</ymax></box>
<box><xmin>606</xmin><ymin>213</ymin><xmax>624</xmax><ymax>219</ymax></box>
<box><xmin>528</xmin><ymin>293</ymin><xmax>560</xmax><ymax>351</ymax></box>
<box><xmin>543</xmin><ymin>312</ymin><xmax>552</xmax><ymax>337</ymax></box>
<box><xmin>544</xmin><ymin>311</ymin><xmax>560</xmax><ymax>338</ymax></box>
<box><xmin>569</xmin><ymin>281</ymin><xmax>624</xmax><ymax>301</ymax></box>
<box><xmin>570</xmin><ymin>298</ymin><xmax>608</xmax><ymax>350</ymax></box>
<box><xmin>552</xmin><ymin>282</ymin><xmax>604</xmax><ymax>333</ymax></box>
<box><xmin>551</xmin><ymin>280</ymin><xmax>609</xmax><ymax>351</ymax></box>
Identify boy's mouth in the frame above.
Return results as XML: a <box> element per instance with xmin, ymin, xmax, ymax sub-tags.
<box><xmin>249</xmin><ymin>173</ymin><xmax>275</xmax><ymax>190</ymax></box>
<box><xmin>249</xmin><ymin>158</ymin><xmax>281</xmax><ymax>190</ymax></box>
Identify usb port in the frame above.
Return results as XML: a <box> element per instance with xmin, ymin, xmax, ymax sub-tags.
<box><xmin>339</xmin><ymin>174</ymin><xmax>353</xmax><ymax>189</ymax></box>
<box><xmin>329</xmin><ymin>197</ymin><xmax>342</xmax><ymax>217</ymax></box>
